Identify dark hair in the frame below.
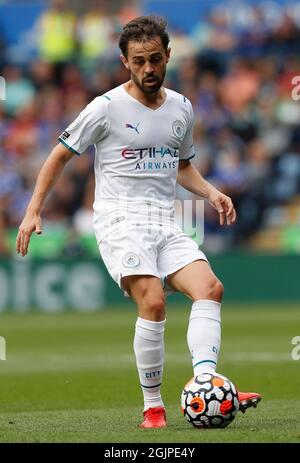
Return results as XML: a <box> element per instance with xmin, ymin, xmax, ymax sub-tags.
<box><xmin>119</xmin><ymin>15</ymin><xmax>170</xmax><ymax>57</ymax></box>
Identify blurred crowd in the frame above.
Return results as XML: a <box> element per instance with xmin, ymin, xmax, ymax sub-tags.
<box><xmin>1</xmin><ymin>0</ymin><xmax>300</xmax><ymax>256</ymax></box>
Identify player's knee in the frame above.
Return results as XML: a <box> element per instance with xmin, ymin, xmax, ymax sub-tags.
<box><xmin>143</xmin><ymin>296</ymin><xmax>166</xmax><ymax>321</ymax></box>
<box><xmin>207</xmin><ymin>277</ymin><xmax>224</xmax><ymax>302</ymax></box>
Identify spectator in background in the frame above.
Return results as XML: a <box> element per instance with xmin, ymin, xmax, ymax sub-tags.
<box><xmin>167</xmin><ymin>29</ymin><xmax>196</xmax><ymax>77</ymax></box>
<box><xmin>4</xmin><ymin>102</ymin><xmax>39</xmax><ymax>159</ymax></box>
<box><xmin>190</xmin><ymin>7</ymin><xmax>237</xmax><ymax>76</ymax></box>
<box><xmin>0</xmin><ymin>26</ymin><xmax>6</xmax><ymax>68</ymax></box>
<box><xmin>0</xmin><ymin>202</ymin><xmax>10</xmax><ymax>256</ymax></box>
<box><xmin>268</xmin><ymin>136</ymin><xmax>300</xmax><ymax>204</ymax></box>
<box><xmin>30</xmin><ymin>59</ymin><xmax>55</xmax><ymax>91</ymax></box>
<box><xmin>218</xmin><ymin>58</ymin><xmax>260</xmax><ymax>115</ymax></box>
<box><xmin>60</xmin><ymin>64</ymin><xmax>89</xmax><ymax>122</ymax></box>
<box><xmin>0</xmin><ymin>151</ymin><xmax>29</xmax><ymax>230</ymax></box>
<box><xmin>35</xmin><ymin>87</ymin><xmax>66</xmax><ymax>159</ymax></box>
<box><xmin>2</xmin><ymin>65</ymin><xmax>36</xmax><ymax>117</ymax></box>
<box><xmin>117</xmin><ymin>0</ymin><xmax>141</xmax><ymax>26</ymax></box>
<box><xmin>193</xmin><ymin>71</ymin><xmax>230</xmax><ymax>134</ymax></box>
<box><xmin>35</xmin><ymin>0</ymin><xmax>77</xmax><ymax>82</ymax></box>
<box><xmin>77</xmin><ymin>0</ymin><xmax>118</xmax><ymax>72</ymax></box>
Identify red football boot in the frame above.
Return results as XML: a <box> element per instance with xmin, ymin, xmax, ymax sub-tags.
<box><xmin>140</xmin><ymin>407</ymin><xmax>167</xmax><ymax>428</ymax></box>
<box><xmin>237</xmin><ymin>391</ymin><xmax>262</xmax><ymax>413</ymax></box>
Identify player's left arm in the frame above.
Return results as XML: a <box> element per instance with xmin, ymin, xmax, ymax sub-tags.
<box><xmin>177</xmin><ymin>160</ymin><xmax>237</xmax><ymax>226</ymax></box>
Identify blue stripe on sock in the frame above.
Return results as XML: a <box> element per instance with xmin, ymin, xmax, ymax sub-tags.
<box><xmin>193</xmin><ymin>360</ymin><xmax>217</xmax><ymax>368</ymax></box>
<box><xmin>141</xmin><ymin>383</ymin><xmax>162</xmax><ymax>389</ymax></box>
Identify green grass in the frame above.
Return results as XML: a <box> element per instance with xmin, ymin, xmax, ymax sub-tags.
<box><xmin>0</xmin><ymin>304</ymin><xmax>299</xmax><ymax>443</ymax></box>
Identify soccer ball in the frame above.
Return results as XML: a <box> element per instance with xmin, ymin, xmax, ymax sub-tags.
<box><xmin>181</xmin><ymin>372</ymin><xmax>239</xmax><ymax>428</ymax></box>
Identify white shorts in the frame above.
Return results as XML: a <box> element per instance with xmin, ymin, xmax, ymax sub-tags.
<box><xmin>97</xmin><ymin>217</ymin><xmax>207</xmax><ymax>295</ymax></box>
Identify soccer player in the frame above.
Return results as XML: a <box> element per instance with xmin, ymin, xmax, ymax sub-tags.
<box><xmin>16</xmin><ymin>16</ymin><xmax>261</xmax><ymax>428</ymax></box>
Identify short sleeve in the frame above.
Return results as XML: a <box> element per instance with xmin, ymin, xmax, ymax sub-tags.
<box><xmin>58</xmin><ymin>96</ymin><xmax>109</xmax><ymax>155</ymax></box>
<box><xmin>179</xmin><ymin>100</ymin><xmax>196</xmax><ymax>161</ymax></box>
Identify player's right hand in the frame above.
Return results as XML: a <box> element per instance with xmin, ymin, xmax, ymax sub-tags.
<box><xmin>16</xmin><ymin>212</ymin><xmax>42</xmax><ymax>257</ymax></box>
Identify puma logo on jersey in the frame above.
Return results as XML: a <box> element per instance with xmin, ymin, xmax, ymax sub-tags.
<box><xmin>125</xmin><ymin>122</ymin><xmax>140</xmax><ymax>134</ymax></box>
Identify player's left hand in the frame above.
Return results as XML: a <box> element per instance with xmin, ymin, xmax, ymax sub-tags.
<box><xmin>207</xmin><ymin>188</ymin><xmax>237</xmax><ymax>226</ymax></box>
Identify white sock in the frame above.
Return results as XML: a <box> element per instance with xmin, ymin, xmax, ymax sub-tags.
<box><xmin>133</xmin><ymin>317</ymin><xmax>166</xmax><ymax>412</ymax></box>
<box><xmin>187</xmin><ymin>299</ymin><xmax>221</xmax><ymax>376</ymax></box>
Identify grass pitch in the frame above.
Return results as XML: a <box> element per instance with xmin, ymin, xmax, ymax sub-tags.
<box><xmin>0</xmin><ymin>303</ymin><xmax>299</xmax><ymax>443</ymax></box>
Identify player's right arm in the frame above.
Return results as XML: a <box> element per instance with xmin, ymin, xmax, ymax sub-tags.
<box><xmin>16</xmin><ymin>143</ymin><xmax>75</xmax><ymax>257</ymax></box>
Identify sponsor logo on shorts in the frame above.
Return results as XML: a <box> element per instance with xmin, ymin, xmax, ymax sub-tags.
<box><xmin>122</xmin><ymin>252</ymin><xmax>140</xmax><ymax>268</ymax></box>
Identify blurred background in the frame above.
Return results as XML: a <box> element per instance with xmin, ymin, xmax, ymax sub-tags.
<box><xmin>0</xmin><ymin>0</ymin><xmax>300</xmax><ymax>311</ymax></box>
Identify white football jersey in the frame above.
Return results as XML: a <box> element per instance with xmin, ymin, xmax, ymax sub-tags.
<box><xmin>59</xmin><ymin>84</ymin><xmax>195</xmax><ymax>221</ymax></box>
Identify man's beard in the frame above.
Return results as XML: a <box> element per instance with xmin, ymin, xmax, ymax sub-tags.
<box><xmin>132</xmin><ymin>71</ymin><xmax>165</xmax><ymax>94</ymax></box>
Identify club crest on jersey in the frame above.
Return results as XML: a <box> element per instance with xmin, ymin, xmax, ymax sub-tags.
<box><xmin>122</xmin><ymin>252</ymin><xmax>140</xmax><ymax>268</ymax></box>
<box><xmin>172</xmin><ymin>120</ymin><xmax>185</xmax><ymax>140</ymax></box>
<box><xmin>126</xmin><ymin>122</ymin><xmax>140</xmax><ymax>134</ymax></box>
